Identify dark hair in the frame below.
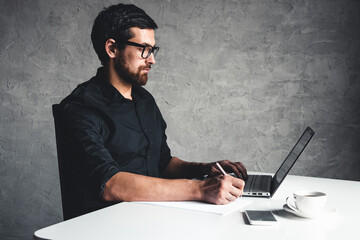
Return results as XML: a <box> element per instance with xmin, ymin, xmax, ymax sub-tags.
<box><xmin>91</xmin><ymin>3</ymin><xmax>158</xmax><ymax>65</ymax></box>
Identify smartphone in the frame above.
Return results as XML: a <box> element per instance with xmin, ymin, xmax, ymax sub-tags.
<box><xmin>244</xmin><ymin>210</ymin><xmax>278</xmax><ymax>225</ymax></box>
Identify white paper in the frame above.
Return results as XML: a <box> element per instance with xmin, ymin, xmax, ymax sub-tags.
<box><xmin>133</xmin><ymin>198</ymin><xmax>252</xmax><ymax>215</ymax></box>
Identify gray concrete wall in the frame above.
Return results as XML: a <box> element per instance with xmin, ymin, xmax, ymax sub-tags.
<box><xmin>1</xmin><ymin>0</ymin><xmax>359</xmax><ymax>239</ymax></box>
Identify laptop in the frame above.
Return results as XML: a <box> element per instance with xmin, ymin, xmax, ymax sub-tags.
<box><xmin>243</xmin><ymin>127</ymin><xmax>315</xmax><ymax>198</ymax></box>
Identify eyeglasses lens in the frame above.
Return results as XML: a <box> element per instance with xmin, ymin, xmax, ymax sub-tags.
<box><xmin>142</xmin><ymin>46</ymin><xmax>159</xmax><ymax>59</ymax></box>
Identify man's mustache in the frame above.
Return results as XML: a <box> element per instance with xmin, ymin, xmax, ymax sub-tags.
<box><xmin>139</xmin><ymin>65</ymin><xmax>151</xmax><ymax>70</ymax></box>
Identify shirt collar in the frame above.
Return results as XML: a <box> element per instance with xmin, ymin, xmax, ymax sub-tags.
<box><xmin>95</xmin><ymin>67</ymin><xmax>147</xmax><ymax>103</ymax></box>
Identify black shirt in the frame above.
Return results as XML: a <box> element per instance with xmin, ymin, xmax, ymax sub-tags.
<box><xmin>60</xmin><ymin>67</ymin><xmax>172</xmax><ymax>214</ymax></box>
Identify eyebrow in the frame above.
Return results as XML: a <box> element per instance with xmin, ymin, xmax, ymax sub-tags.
<box><xmin>141</xmin><ymin>42</ymin><xmax>156</xmax><ymax>47</ymax></box>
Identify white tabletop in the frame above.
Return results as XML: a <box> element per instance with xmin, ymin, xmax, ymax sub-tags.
<box><xmin>34</xmin><ymin>175</ymin><xmax>360</xmax><ymax>240</ymax></box>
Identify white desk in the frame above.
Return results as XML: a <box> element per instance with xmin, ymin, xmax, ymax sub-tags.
<box><xmin>34</xmin><ymin>175</ymin><xmax>360</xmax><ymax>240</ymax></box>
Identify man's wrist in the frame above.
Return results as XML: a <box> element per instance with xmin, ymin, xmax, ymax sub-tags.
<box><xmin>198</xmin><ymin>162</ymin><xmax>212</xmax><ymax>177</ymax></box>
<box><xmin>190</xmin><ymin>179</ymin><xmax>204</xmax><ymax>201</ymax></box>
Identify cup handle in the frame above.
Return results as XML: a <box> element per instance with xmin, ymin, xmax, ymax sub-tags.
<box><xmin>286</xmin><ymin>196</ymin><xmax>299</xmax><ymax>212</ymax></box>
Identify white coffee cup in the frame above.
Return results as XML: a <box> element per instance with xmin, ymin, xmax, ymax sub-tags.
<box><xmin>286</xmin><ymin>191</ymin><xmax>327</xmax><ymax>214</ymax></box>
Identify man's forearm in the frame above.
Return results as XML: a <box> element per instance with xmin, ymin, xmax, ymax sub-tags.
<box><xmin>161</xmin><ymin>157</ymin><xmax>210</xmax><ymax>179</ymax></box>
<box><xmin>102</xmin><ymin>157</ymin><xmax>246</xmax><ymax>204</ymax></box>
<box><xmin>102</xmin><ymin>171</ymin><xmax>203</xmax><ymax>202</ymax></box>
<box><xmin>163</xmin><ymin>157</ymin><xmax>248</xmax><ymax>180</ymax></box>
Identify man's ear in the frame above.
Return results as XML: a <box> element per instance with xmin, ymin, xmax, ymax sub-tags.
<box><xmin>105</xmin><ymin>39</ymin><xmax>117</xmax><ymax>59</ymax></box>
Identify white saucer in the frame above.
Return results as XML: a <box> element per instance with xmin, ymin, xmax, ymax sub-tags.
<box><xmin>283</xmin><ymin>204</ymin><xmax>337</xmax><ymax>219</ymax></box>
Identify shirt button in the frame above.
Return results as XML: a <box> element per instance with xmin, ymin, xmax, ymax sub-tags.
<box><xmin>147</xmin><ymin>155</ymin><xmax>151</xmax><ymax>158</ymax></box>
<box><xmin>144</xmin><ymin>129</ymin><xmax>147</xmax><ymax>132</ymax></box>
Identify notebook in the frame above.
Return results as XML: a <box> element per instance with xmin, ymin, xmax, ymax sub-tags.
<box><xmin>243</xmin><ymin>127</ymin><xmax>315</xmax><ymax>198</ymax></box>
<box><xmin>133</xmin><ymin>198</ymin><xmax>252</xmax><ymax>215</ymax></box>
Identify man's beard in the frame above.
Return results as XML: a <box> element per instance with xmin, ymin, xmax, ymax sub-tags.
<box><xmin>114</xmin><ymin>53</ymin><xmax>150</xmax><ymax>86</ymax></box>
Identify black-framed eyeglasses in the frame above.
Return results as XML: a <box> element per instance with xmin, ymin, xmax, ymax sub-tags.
<box><xmin>119</xmin><ymin>41</ymin><xmax>159</xmax><ymax>59</ymax></box>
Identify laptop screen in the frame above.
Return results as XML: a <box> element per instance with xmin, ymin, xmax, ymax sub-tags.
<box><xmin>271</xmin><ymin>127</ymin><xmax>315</xmax><ymax>196</ymax></box>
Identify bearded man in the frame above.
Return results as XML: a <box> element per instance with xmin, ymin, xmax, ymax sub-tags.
<box><xmin>59</xmin><ymin>3</ymin><xmax>247</xmax><ymax>218</ymax></box>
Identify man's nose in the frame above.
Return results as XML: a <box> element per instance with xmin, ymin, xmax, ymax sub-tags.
<box><xmin>146</xmin><ymin>52</ymin><xmax>156</xmax><ymax>65</ymax></box>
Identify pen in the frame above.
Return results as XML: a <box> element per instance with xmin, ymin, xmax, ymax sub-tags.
<box><xmin>216</xmin><ymin>162</ymin><xmax>243</xmax><ymax>198</ymax></box>
<box><xmin>216</xmin><ymin>162</ymin><xmax>228</xmax><ymax>176</ymax></box>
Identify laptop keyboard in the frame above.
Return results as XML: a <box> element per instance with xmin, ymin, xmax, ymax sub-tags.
<box><xmin>244</xmin><ymin>175</ymin><xmax>272</xmax><ymax>192</ymax></box>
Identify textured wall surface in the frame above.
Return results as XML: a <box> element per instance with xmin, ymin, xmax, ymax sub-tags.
<box><xmin>1</xmin><ymin>0</ymin><xmax>359</xmax><ymax>239</ymax></box>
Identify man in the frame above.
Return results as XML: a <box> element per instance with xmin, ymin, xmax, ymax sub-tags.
<box><xmin>60</xmin><ymin>3</ymin><xmax>247</xmax><ymax>216</ymax></box>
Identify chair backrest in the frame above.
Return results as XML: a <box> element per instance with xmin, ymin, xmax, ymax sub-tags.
<box><xmin>52</xmin><ymin>104</ymin><xmax>82</xmax><ymax>220</ymax></box>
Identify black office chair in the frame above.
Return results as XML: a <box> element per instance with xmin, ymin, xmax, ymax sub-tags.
<box><xmin>52</xmin><ymin>104</ymin><xmax>82</xmax><ymax>220</ymax></box>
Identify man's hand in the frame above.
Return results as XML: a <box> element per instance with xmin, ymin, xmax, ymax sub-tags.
<box><xmin>199</xmin><ymin>175</ymin><xmax>245</xmax><ymax>205</ymax></box>
<box><xmin>207</xmin><ymin>160</ymin><xmax>248</xmax><ymax>180</ymax></box>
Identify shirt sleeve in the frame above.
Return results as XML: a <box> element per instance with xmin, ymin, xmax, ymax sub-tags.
<box><xmin>157</xmin><ymin>106</ymin><xmax>173</xmax><ymax>175</ymax></box>
<box><xmin>62</xmin><ymin>102</ymin><xmax>121</xmax><ymax>198</ymax></box>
